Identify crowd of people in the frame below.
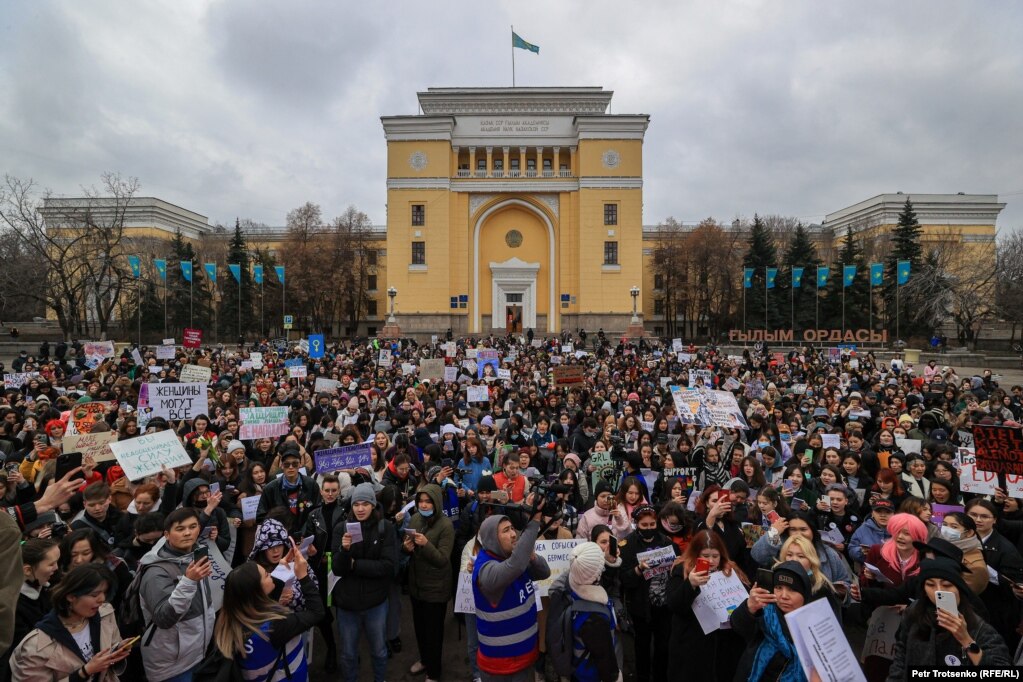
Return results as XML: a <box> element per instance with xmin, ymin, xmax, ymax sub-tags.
<box><xmin>0</xmin><ymin>331</ymin><xmax>1022</xmax><ymax>682</ymax></box>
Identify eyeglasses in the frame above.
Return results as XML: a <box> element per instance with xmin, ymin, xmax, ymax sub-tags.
<box><xmin>282</xmin><ymin>461</ymin><xmax>300</xmax><ymax>469</ymax></box>
<box><xmin>967</xmin><ymin>512</ymin><xmax>994</xmax><ymax>521</ymax></box>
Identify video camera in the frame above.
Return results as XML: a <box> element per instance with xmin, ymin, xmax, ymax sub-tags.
<box><xmin>480</xmin><ymin>476</ymin><xmax>571</xmax><ymax>532</ymax></box>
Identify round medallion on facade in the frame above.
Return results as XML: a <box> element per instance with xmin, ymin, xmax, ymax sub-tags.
<box><xmin>601</xmin><ymin>149</ymin><xmax>621</xmax><ymax>169</ymax></box>
<box><xmin>408</xmin><ymin>151</ymin><xmax>428</xmax><ymax>171</ymax></box>
<box><xmin>505</xmin><ymin>229</ymin><xmax>523</xmax><ymax>248</ymax></box>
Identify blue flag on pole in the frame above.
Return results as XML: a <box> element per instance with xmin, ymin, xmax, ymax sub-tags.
<box><xmin>154</xmin><ymin>259</ymin><xmax>167</xmax><ymax>280</ymax></box>
<box><xmin>308</xmin><ymin>334</ymin><xmax>325</xmax><ymax>359</ymax></box>
<box><xmin>253</xmin><ymin>265</ymin><xmax>264</xmax><ymax>284</ymax></box>
<box><xmin>817</xmin><ymin>266</ymin><xmax>829</xmax><ymax>288</ymax></box>
<box><xmin>228</xmin><ymin>264</ymin><xmax>241</xmax><ymax>283</ymax></box>
<box><xmin>792</xmin><ymin>267</ymin><xmax>804</xmax><ymax>288</ymax></box>
<box><xmin>843</xmin><ymin>265</ymin><xmax>856</xmax><ymax>287</ymax></box>
<box><xmin>204</xmin><ymin>263</ymin><xmax>217</xmax><ymax>283</ymax></box>
<box><xmin>275</xmin><ymin>265</ymin><xmax>285</xmax><ymax>284</ymax></box>
<box><xmin>897</xmin><ymin>260</ymin><xmax>911</xmax><ymax>285</ymax></box>
<box><xmin>766</xmin><ymin>268</ymin><xmax>777</xmax><ymax>289</ymax></box>
<box><xmin>870</xmin><ymin>263</ymin><xmax>883</xmax><ymax>286</ymax></box>
<box><xmin>181</xmin><ymin>261</ymin><xmax>193</xmax><ymax>282</ymax></box>
<box><xmin>127</xmin><ymin>255</ymin><xmax>141</xmax><ymax>278</ymax></box>
<box><xmin>743</xmin><ymin>268</ymin><xmax>753</xmax><ymax>289</ymax></box>
<box><xmin>512</xmin><ymin>31</ymin><xmax>539</xmax><ymax>54</ymax></box>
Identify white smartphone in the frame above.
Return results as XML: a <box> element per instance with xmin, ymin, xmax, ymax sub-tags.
<box><xmin>935</xmin><ymin>590</ymin><xmax>958</xmax><ymax>618</ymax></box>
<box><xmin>210</xmin><ymin>482</ymin><xmax>221</xmax><ymax>495</ymax></box>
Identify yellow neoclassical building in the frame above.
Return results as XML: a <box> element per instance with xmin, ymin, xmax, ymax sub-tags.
<box><xmin>381</xmin><ymin>87</ymin><xmax>649</xmax><ymax>335</ymax></box>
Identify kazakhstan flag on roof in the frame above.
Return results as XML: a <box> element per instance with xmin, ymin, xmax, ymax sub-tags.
<box><xmin>512</xmin><ymin>31</ymin><xmax>539</xmax><ymax>54</ymax></box>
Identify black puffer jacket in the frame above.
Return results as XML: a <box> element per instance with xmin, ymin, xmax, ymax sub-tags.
<box><xmin>330</xmin><ymin>512</ymin><xmax>398</xmax><ymax>612</ymax></box>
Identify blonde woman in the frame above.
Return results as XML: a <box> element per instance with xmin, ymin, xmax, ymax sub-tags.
<box><xmin>774</xmin><ymin>534</ymin><xmax>842</xmax><ymax>608</ymax></box>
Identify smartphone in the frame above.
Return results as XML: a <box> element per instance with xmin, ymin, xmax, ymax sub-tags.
<box><xmin>55</xmin><ymin>452</ymin><xmax>84</xmax><ymax>481</ymax></box>
<box><xmin>491</xmin><ymin>489</ymin><xmax>509</xmax><ymax>504</ymax></box>
<box><xmin>608</xmin><ymin>536</ymin><xmax>619</xmax><ymax>559</ymax></box>
<box><xmin>192</xmin><ymin>545</ymin><xmax>209</xmax><ymax>563</ymax></box>
<box><xmin>694</xmin><ymin>557</ymin><xmax>711</xmax><ymax>574</ymax></box>
<box><xmin>404</xmin><ymin>528</ymin><xmax>418</xmax><ymax>537</ymax></box>
<box><xmin>110</xmin><ymin>636</ymin><xmax>141</xmax><ymax>653</ymax></box>
<box><xmin>209</xmin><ymin>482</ymin><xmax>221</xmax><ymax>495</ymax></box>
<box><xmin>783</xmin><ymin>479</ymin><xmax>794</xmax><ymax>492</ymax></box>
<box><xmin>766</xmin><ymin>510</ymin><xmax>781</xmax><ymax>524</ymax></box>
<box><xmin>935</xmin><ymin>590</ymin><xmax>958</xmax><ymax>618</ymax></box>
<box><xmin>756</xmin><ymin>568</ymin><xmax>774</xmax><ymax>590</ymax></box>
<box><xmin>717</xmin><ymin>489</ymin><xmax>731</xmax><ymax>504</ymax></box>
<box><xmin>803</xmin><ymin>449</ymin><xmax>813</xmax><ymax>462</ymax></box>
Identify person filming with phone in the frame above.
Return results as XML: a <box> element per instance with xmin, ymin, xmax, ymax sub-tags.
<box><xmin>11</xmin><ymin>563</ymin><xmax>132</xmax><ymax>681</ymax></box>
<box><xmin>137</xmin><ymin>508</ymin><xmax>216</xmax><ymax>682</ymax></box>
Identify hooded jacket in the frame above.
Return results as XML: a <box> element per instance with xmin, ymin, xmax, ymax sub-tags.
<box><xmin>848</xmin><ymin>517</ymin><xmax>890</xmax><ymax>564</ymax></box>
<box><xmin>138</xmin><ymin>540</ymin><xmax>216</xmax><ymax>681</ymax></box>
<box><xmin>255</xmin><ymin>472</ymin><xmax>321</xmax><ymax>536</ymax></box>
<box><xmin>576</xmin><ymin>503</ymin><xmax>632</xmax><ymax>542</ymax></box>
<box><xmin>180</xmin><ymin>477</ymin><xmax>231</xmax><ymax>553</ymax></box>
<box><xmin>249</xmin><ymin>518</ymin><xmax>317</xmax><ymax>612</ymax></box>
<box><xmin>330</xmin><ymin>499</ymin><xmax>398</xmax><ymax>613</ymax></box>
<box><xmin>11</xmin><ymin>604</ymin><xmax>124</xmax><ymax>682</ymax></box>
<box><xmin>407</xmin><ymin>484</ymin><xmax>456</xmax><ymax>603</ymax></box>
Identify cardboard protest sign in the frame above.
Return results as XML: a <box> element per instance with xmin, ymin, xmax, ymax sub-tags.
<box><xmin>477</xmin><ymin>350</ymin><xmax>501</xmax><ymax>379</ymax></box>
<box><xmin>109</xmin><ymin>430</ymin><xmax>191</xmax><ymax>481</ymax></box>
<box><xmin>532</xmin><ymin>539</ymin><xmax>583</xmax><ymax>596</ymax></box>
<box><xmin>692</xmin><ymin>570</ymin><xmax>748</xmax><ymax>634</ymax></box>
<box><xmin>672</xmin><ymin>338</ymin><xmax>684</xmax><ymax>352</ymax></box>
<box><xmin>972</xmin><ymin>424</ymin><xmax>1023</xmax><ymax>476</ymax></box>
<box><xmin>131</xmin><ymin>348</ymin><xmax>145</xmax><ymax>366</ymax></box>
<box><xmin>147</xmin><ymin>382</ymin><xmax>207</xmax><ymax>422</ymax></box>
<box><xmin>688</xmin><ymin>369</ymin><xmax>714</xmax><ymax>387</ymax></box>
<box><xmin>314</xmin><ymin>442</ymin><xmax>373</xmax><ymax>474</ymax></box>
<box><xmin>420</xmin><ymin>359</ymin><xmax>445</xmax><ymax>383</ymax></box>
<box><xmin>670</xmin><ymin>386</ymin><xmax>749</xmax><ymax>430</ymax></box>
<box><xmin>3</xmin><ymin>372</ymin><xmax>40</xmax><ymax>389</ymax></box>
<box><xmin>156</xmin><ymin>345</ymin><xmax>176</xmax><ymax>360</ymax></box>
<box><xmin>84</xmin><ymin>341</ymin><xmax>116</xmax><ymax>358</ymax></box>
<box><xmin>636</xmin><ymin>545</ymin><xmax>676</xmax><ymax>580</ymax></box>
<box><xmin>62</xmin><ymin>431</ymin><xmax>118</xmax><ymax>463</ymax></box>
<box><xmin>497</xmin><ymin>368</ymin><xmax>511</xmax><ymax>380</ymax></box>
<box><xmin>466</xmin><ymin>385</ymin><xmax>489</xmax><ymax>403</ymax></box>
<box><xmin>241</xmin><ymin>495</ymin><xmax>261</xmax><ymax>521</ymax></box>
<box><xmin>314</xmin><ymin>377</ymin><xmax>341</xmax><ymax>394</ymax></box>
<box><xmin>401</xmin><ymin>362</ymin><xmax>416</xmax><ymax>376</ymax></box>
<box><xmin>179</xmin><ymin>364</ymin><xmax>212</xmax><ymax>383</ymax></box>
<box><xmin>443</xmin><ymin>366</ymin><xmax>458</xmax><ymax>383</ymax></box>
<box><xmin>288</xmin><ymin>365</ymin><xmax>308</xmax><ymax>379</ymax></box>
<box><xmin>860</xmin><ymin>605</ymin><xmax>902</xmax><ymax>662</ymax></box>
<box><xmin>589</xmin><ymin>450</ymin><xmax>616</xmax><ymax>493</ymax></box>
<box><xmin>958</xmin><ymin>449</ymin><xmax>997</xmax><ymax>495</ymax></box>
<box><xmin>71</xmin><ymin>402</ymin><xmax>111</xmax><ymax>433</ymax></box>
<box><xmin>249</xmin><ymin>352</ymin><xmax>263</xmax><ymax>369</ymax></box>
<box><xmin>552</xmin><ymin>365</ymin><xmax>585</xmax><ymax>386</ymax></box>
<box><xmin>183</xmin><ymin>328</ymin><xmax>202</xmax><ymax>348</ymax></box>
<box><xmin>239</xmin><ymin>407</ymin><xmax>290</xmax><ymax>440</ymax></box>
<box><xmin>454</xmin><ymin>571</ymin><xmax>476</xmax><ymax>614</ymax></box>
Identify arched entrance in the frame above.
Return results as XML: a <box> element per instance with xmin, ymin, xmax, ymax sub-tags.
<box><xmin>472</xmin><ymin>199</ymin><xmax>557</xmax><ymax>334</ymax></box>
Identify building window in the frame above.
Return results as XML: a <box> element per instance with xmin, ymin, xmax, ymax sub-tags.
<box><xmin>604</xmin><ymin>203</ymin><xmax>618</xmax><ymax>226</ymax></box>
<box><xmin>654</xmin><ymin>299</ymin><xmax>664</xmax><ymax>315</ymax></box>
<box><xmin>367</xmin><ymin>250</ymin><xmax>377</xmax><ymax>266</ymax></box>
<box><xmin>654</xmin><ymin>326</ymin><xmax>664</xmax><ymax>336</ymax></box>
<box><xmin>654</xmin><ymin>273</ymin><xmax>664</xmax><ymax>290</ymax></box>
<box><xmin>411</xmin><ymin>204</ymin><xmax>425</xmax><ymax>226</ymax></box>
<box><xmin>367</xmin><ymin>300</ymin><xmax>378</xmax><ymax>317</ymax></box>
<box><xmin>367</xmin><ymin>275</ymin><xmax>377</xmax><ymax>290</ymax></box>
<box><xmin>603</xmin><ymin>241</ymin><xmax>619</xmax><ymax>265</ymax></box>
<box><xmin>411</xmin><ymin>241</ymin><xmax>426</xmax><ymax>265</ymax></box>
<box><xmin>367</xmin><ymin>326</ymin><xmax>376</xmax><ymax>337</ymax></box>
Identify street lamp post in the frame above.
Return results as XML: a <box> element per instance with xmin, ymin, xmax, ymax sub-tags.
<box><xmin>387</xmin><ymin>287</ymin><xmax>398</xmax><ymax>324</ymax></box>
<box><xmin>630</xmin><ymin>285</ymin><xmax>640</xmax><ymax>324</ymax></box>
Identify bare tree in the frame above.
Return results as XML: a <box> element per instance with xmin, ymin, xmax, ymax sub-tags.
<box><xmin>995</xmin><ymin>231</ymin><xmax>1023</xmax><ymax>347</ymax></box>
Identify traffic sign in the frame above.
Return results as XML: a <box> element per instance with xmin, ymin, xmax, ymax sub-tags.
<box><xmin>283</xmin><ymin>314</ymin><xmax>293</xmax><ymax>330</ymax></box>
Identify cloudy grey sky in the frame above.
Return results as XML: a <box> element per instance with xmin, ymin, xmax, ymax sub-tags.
<box><xmin>2</xmin><ymin>1</ymin><xmax>1021</xmax><ymax>231</ymax></box>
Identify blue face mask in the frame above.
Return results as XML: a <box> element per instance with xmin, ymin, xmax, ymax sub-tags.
<box><xmin>807</xmin><ymin>390</ymin><xmax>814</xmax><ymax>397</ymax></box>
<box><xmin>419</xmin><ymin>508</ymin><xmax>434</xmax><ymax>518</ymax></box>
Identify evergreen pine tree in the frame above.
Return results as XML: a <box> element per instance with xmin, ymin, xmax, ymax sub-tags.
<box><xmin>782</xmin><ymin>223</ymin><xmax>821</xmax><ymax>332</ymax></box>
<box><xmin>741</xmin><ymin>214</ymin><xmax>779</xmax><ymax>329</ymax></box>
<box><xmin>220</xmin><ymin>219</ymin><xmax>254</xmax><ymax>341</ymax></box>
<box><xmin>823</xmin><ymin>230</ymin><xmax>871</xmax><ymax>331</ymax></box>
<box><xmin>883</xmin><ymin>198</ymin><xmax>924</xmax><ymax>336</ymax></box>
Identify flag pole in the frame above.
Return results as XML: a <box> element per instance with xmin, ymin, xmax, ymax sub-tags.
<box><xmin>869</xmin><ymin>275</ymin><xmax>873</xmax><ymax>334</ymax></box>
<box><xmin>896</xmin><ymin>281</ymin><xmax>900</xmax><ymax>343</ymax></box>
<box><xmin>238</xmin><ymin>271</ymin><xmax>242</xmax><ymax>341</ymax></box>
<box><xmin>189</xmin><ymin>262</ymin><xmax>193</xmax><ymax>328</ymax></box>
<box><xmin>842</xmin><ymin>267</ymin><xmax>846</xmax><ymax>336</ymax></box>
<box><xmin>261</xmin><ymin>277</ymin><xmax>264</xmax><ymax>341</ymax></box>
<box><xmin>791</xmin><ymin>273</ymin><xmax>794</xmax><ymax>334</ymax></box>
<box><xmin>164</xmin><ymin>273</ymin><xmax>168</xmax><ymax>339</ymax></box>
<box><xmin>815</xmin><ymin>268</ymin><xmax>820</xmax><ymax>347</ymax></box>
<box><xmin>511</xmin><ymin>25</ymin><xmax>516</xmax><ymax>86</ymax></box>
<box><xmin>137</xmin><ymin>277</ymin><xmax>141</xmax><ymax>347</ymax></box>
<box><xmin>764</xmin><ymin>267</ymin><xmax>768</xmax><ymax>332</ymax></box>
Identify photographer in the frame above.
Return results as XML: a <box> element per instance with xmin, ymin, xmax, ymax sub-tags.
<box><xmin>472</xmin><ymin>492</ymin><xmax>552</xmax><ymax>681</ymax></box>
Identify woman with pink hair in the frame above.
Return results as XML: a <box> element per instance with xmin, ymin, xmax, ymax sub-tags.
<box><xmin>860</xmin><ymin>512</ymin><xmax>928</xmax><ymax>682</ymax></box>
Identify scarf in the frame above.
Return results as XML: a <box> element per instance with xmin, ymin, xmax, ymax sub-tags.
<box><xmin>748</xmin><ymin>604</ymin><xmax>806</xmax><ymax>682</ymax></box>
<box><xmin>280</xmin><ymin>474</ymin><xmax>302</xmax><ymax>492</ymax></box>
<box><xmin>703</xmin><ymin>457</ymin><xmax>729</xmax><ymax>487</ymax></box>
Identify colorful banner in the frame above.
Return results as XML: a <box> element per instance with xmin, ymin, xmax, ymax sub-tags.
<box><xmin>204</xmin><ymin>263</ymin><xmax>217</xmax><ymax>282</ymax></box>
<box><xmin>870</xmin><ymin>263</ymin><xmax>883</xmax><ymax>286</ymax></box>
<box><xmin>743</xmin><ymin>268</ymin><xmax>753</xmax><ymax>289</ymax></box>
<box><xmin>228</xmin><ymin>263</ymin><xmax>241</xmax><ymax>283</ymax></box>
<box><xmin>128</xmin><ymin>255</ymin><xmax>141</xmax><ymax>278</ymax></box>
<box><xmin>897</xmin><ymin>260</ymin><xmax>911</xmax><ymax>285</ymax></box>
<box><xmin>308</xmin><ymin>334</ymin><xmax>325</xmax><ymax>359</ymax></box>
<box><xmin>816</xmin><ymin>266</ymin><xmax>829</xmax><ymax>288</ymax></box>
<box><xmin>183</xmin><ymin>328</ymin><xmax>202</xmax><ymax>348</ymax></box>
<box><xmin>154</xmin><ymin>259</ymin><xmax>167</xmax><ymax>280</ymax></box>
<box><xmin>843</xmin><ymin>265</ymin><xmax>856</xmax><ymax>287</ymax></box>
<box><xmin>239</xmin><ymin>407</ymin><xmax>290</xmax><ymax>440</ymax></box>
<box><xmin>792</xmin><ymin>267</ymin><xmax>804</xmax><ymax>288</ymax></box>
<box><xmin>181</xmin><ymin>261</ymin><xmax>193</xmax><ymax>282</ymax></box>
<box><xmin>275</xmin><ymin>265</ymin><xmax>285</xmax><ymax>284</ymax></box>
<box><xmin>766</xmin><ymin>268</ymin><xmax>777</xmax><ymax>289</ymax></box>
<box><xmin>972</xmin><ymin>425</ymin><xmax>1023</xmax><ymax>476</ymax></box>
<box><xmin>314</xmin><ymin>442</ymin><xmax>373</xmax><ymax>474</ymax></box>
<box><xmin>253</xmin><ymin>264</ymin><xmax>264</xmax><ymax>284</ymax></box>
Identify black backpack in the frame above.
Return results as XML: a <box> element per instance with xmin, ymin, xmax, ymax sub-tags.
<box><xmin>545</xmin><ymin>575</ymin><xmax>608</xmax><ymax>677</ymax></box>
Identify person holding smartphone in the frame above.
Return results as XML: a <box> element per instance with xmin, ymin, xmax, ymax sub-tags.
<box><xmin>887</xmin><ymin>558</ymin><xmax>1010</xmax><ymax>675</ymax></box>
<box><xmin>137</xmin><ymin>507</ymin><xmax>216</xmax><ymax>682</ymax></box>
<box><xmin>11</xmin><ymin>563</ymin><xmax>132</xmax><ymax>681</ymax></box>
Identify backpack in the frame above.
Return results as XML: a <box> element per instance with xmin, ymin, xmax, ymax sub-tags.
<box><xmin>545</xmin><ymin>575</ymin><xmax>609</xmax><ymax>677</ymax></box>
<box><xmin>118</xmin><ymin>564</ymin><xmax>153</xmax><ymax>638</ymax></box>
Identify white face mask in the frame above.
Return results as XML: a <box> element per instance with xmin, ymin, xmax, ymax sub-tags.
<box><xmin>940</xmin><ymin>526</ymin><xmax>961</xmax><ymax>542</ymax></box>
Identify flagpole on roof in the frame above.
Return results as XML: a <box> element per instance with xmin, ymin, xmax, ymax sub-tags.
<box><xmin>511</xmin><ymin>25</ymin><xmax>516</xmax><ymax>87</ymax></box>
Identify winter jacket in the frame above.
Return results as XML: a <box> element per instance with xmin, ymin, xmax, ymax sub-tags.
<box><xmin>330</xmin><ymin>511</ymin><xmax>398</xmax><ymax>612</ymax></box>
<box><xmin>179</xmin><ymin>478</ymin><xmax>231</xmax><ymax>554</ymax></box>
<box><xmin>619</xmin><ymin>529</ymin><xmax>678</xmax><ymax>623</ymax></box>
<box><xmin>249</xmin><ymin>519</ymin><xmax>317</xmax><ymax>612</ymax></box>
<box><xmin>138</xmin><ymin>540</ymin><xmax>216</xmax><ymax>682</ymax></box>
<box><xmin>576</xmin><ymin>505</ymin><xmax>631</xmax><ymax>542</ymax></box>
<box><xmin>406</xmin><ymin>484</ymin><xmax>456</xmax><ymax>603</ymax></box>
<box><xmin>256</xmin><ymin>473</ymin><xmax>321</xmax><ymax>535</ymax></box>
<box><xmin>750</xmin><ymin>533</ymin><xmax>853</xmax><ymax>586</ymax></box>
<box><xmin>849</xmin><ymin>517</ymin><xmax>890</xmax><ymax>564</ymax></box>
<box><xmin>11</xmin><ymin>604</ymin><xmax>124</xmax><ymax>682</ymax></box>
<box><xmin>666</xmin><ymin>566</ymin><xmax>747</xmax><ymax>681</ymax></box>
<box><xmin>887</xmin><ymin>605</ymin><xmax>1009</xmax><ymax>679</ymax></box>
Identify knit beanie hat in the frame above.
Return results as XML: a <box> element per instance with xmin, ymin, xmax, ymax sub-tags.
<box><xmin>227</xmin><ymin>439</ymin><xmax>245</xmax><ymax>454</ymax></box>
<box><xmin>569</xmin><ymin>542</ymin><xmax>609</xmax><ymax>604</ymax></box>
<box><xmin>351</xmin><ymin>482</ymin><xmax>378</xmax><ymax>507</ymax></box>
<box><xmin>476</xmin><ymin>475</ymin><xmax>498</xmax><ymax>493</ymax></box>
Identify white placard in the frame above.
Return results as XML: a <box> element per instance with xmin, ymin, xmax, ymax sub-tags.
<box><xmin>401</xmin><ymin>362</ymin><xmax>416</xmax><ymax>376</ymax></box>
<box><xmin>692</xmin><ymin>570</ymin><xmax>749</xmax><ymax>634</ymax></box>
<box><xmin>443</xmin><ymin>366</ymin><xmax>458</xmax><ymax>383</ymax></box>
<box><xmin>497</xmin><ymin>368</ymin><xmax>511</xmax><ymax>380</ymax></box>
<box><xmin>821</xmin><ymin>433</ymin><xmax>841</xmax><ymax>449</ymax></box>
<box><xmin>454</xmin><ymin>571</ymin><xmax>476</xmax><ymax>614</ymax></box>
<box><xmin>786</xmin><ymin>597</ymin><xmax>867</xmax><ymax>682</ymax></box>
<box><xmin>147</xmin><ymin>382</ymin><xmax>208</xmax><ymax>421</ymax></box>
<box><xmin>180</xmin><ymin>364</ymin><xmax>212</xmax><ymax>383</ymax></box>
<box><xmin>314</xmin><ymin>377</ymin><xmax>341</xmax><ymax>394</ymax></box>
<box><xmin>3</xmin><ymin>372</ymin><xmax>40</xmax><ymax>389</ymax></box>
<box><xmin>109</xmin><ymin>430</ymin><xmax>192</xmax><ymax>481</ymax></box>
<box><xmin>249</xmin><ymin>352</ymin><xmax>263</xmax><ymax>369</ymax></box>
<box><xmin>466</xmin><ymin>385</ymin><xmax>489</xmax><ymax>403</ymax></box>
<box><xmin>131</xmin><ymin>349</ymin><xmax>145</xmax><ymax>366</ymax></box>
<box><xmin>636</xmin><ymin>545</ymin><xmax>676</xmax><ymax>580</ymax></box>
<box><xmin>531</xmin><ymin>539</ymin><xmax>583</xmax><ymax>597</ymax></box>
<box><xmin>958</xmin><ymin>449</ymin><xmax>997</xmax><ymax>495</ymax></box>
<box><xmin>156</xmin><ymin>345</ymin><xmax>176</xmax><ymax>360</ymax></box>
<box><xmin>895</xmin><ymin>437</ymin><xmax>921</xmax><ymax>455</ymax></box>
<box><xmin>241</xmin><ymin>495</ymin><xmax>261</xmax><ymax>521</ymax></box>
<box><xmin>288</xmin><ymin>365</ymin><xmax>308</xmax><ymax>379</ymax></box>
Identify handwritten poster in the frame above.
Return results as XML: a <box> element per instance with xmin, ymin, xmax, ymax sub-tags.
<box><xmin>692</xmin><ymin>570</ymin><xmax>749</xmax><ymax>634</ymax></box>
<box><xmin>239</xmin><ymin>407</ymin><xmax>290</xmax><ymax>440</ymax></box>
<box><xmin>109</xmin><ymin>430</ymin><xmax>192</xmax><ymax>481</ymax></box>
